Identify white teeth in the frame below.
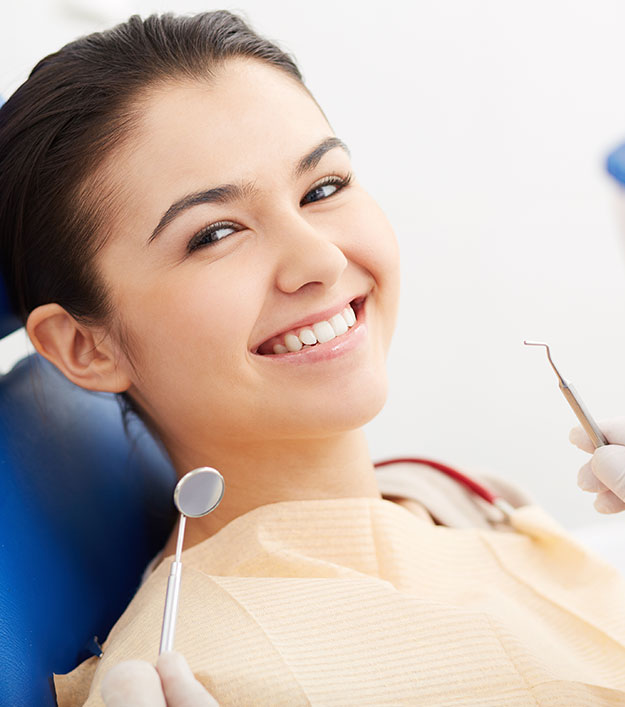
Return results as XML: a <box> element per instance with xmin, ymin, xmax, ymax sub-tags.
<box><xmin>342</xmin><ymin>305</ymin><xmax>356</xmax><ymax>326</ymax></box>
<box><xmin>264</xmin><ymin>301</ymin><xmax>360</xmax><ymax>355</ymax></box>
<box><xmin>312</xmin><ymin>320</ymin><xmax>336</xmax><ymax>343</ymax></box>
<box><xmin>299</xmin><ymin>328</ymin><xmax>317</xmax><ymax>345</ymax></box>
<box><xmin>284</xmin><ymin>333</ymin><xmax>303</xmax><ymax>352</ymax></box>
<box><xmin>328</xmin><ymin>313</ymin><xmax>348</xmax><ymax>336</ymax></box>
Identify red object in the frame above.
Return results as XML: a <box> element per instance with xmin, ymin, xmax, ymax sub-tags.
<box><xmin>373</xmin><ymin>457</ymin><xmax>498</xmax><ymax>506</ymax></box>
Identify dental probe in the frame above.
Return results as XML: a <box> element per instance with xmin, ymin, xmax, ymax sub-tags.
<box><xmin>523</xmin><ymin>341</ymin><xmax>608</xmax><ymax>449</ymax></box>
<box><xmin>159</xmin><ymin>466</ymin><xmax>225</xmax><ymax>654</ymax></box>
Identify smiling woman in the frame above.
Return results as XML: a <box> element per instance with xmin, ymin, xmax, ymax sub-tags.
<box><xmin>2</xmin><ymin>10</ymin><xmax>625</xmax><ymax>707</ymax></box>
<box><xmin>54</xmin><ymin>56</ymin><xmax>399</xmax><ymax>482</ymax></box>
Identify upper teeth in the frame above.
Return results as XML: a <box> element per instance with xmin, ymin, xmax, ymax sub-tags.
<box><xmin>270</xmin><ymin>304</ymin><xmax>357</xmax><ymax>354</ymax></box>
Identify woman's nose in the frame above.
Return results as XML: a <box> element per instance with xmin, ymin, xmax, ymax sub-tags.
<box><xmin>273</xmin><ymin>214</ymin><xmax>348</xmax><ymax>294</ymax></box>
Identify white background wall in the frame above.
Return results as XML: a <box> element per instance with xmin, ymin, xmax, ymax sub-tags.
<box><xmin>3</xmin><ymin>0</ymin><xmax>625</xmax><ymax>532</ymax></box>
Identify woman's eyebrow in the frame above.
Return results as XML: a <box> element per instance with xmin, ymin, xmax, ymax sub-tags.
<box><xmin>147</xmin><ymin>136</ymin><xmax>351</xmax><ymax>245</ymax></box>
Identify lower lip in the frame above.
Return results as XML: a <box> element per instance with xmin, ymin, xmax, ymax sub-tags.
<box><xmin>252</xmin><ymin>300</ymin><xmax>368</xmax><ymax>365</ymax></box>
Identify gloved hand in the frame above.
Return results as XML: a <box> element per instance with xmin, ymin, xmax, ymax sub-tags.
<box><xmin>569</xmin><ymin>417</ymin><xmax>625</xmax><ymax>514</ymax></box>
<box><xmin>101</xmin><ymin>651</ymin><xmax>219</xmax><ymax>706</ymax></box>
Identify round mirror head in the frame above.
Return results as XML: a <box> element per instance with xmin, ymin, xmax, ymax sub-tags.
<box><xmin>173</xmin><ymin>467</ymin><xmax>225</xmax><ymax>518</ymax></box>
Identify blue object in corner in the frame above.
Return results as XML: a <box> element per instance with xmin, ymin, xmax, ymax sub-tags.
<box><xmin>606</xmin><ymin>141</ymin><xmax>625</xmax><ymax>187</ymax></box>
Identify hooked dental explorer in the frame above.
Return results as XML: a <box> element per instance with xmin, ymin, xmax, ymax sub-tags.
<box><xmin>159</xmin><ymin>466</ymin><xmax>225</xmax><ymax>655</ymax></box>
<box><xmin>523</xmin><ymin>341</ymin><xmax>607</xmax><ymax>449</ymax></box>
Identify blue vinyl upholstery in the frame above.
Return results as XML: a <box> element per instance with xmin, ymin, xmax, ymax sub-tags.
<box><xmin>0</xmin><ymin>273</ymin><xmax>177</xmax><ymax>705</ymax></box>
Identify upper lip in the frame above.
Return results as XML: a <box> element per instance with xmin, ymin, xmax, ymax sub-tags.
<box><xmin>251</xmin><ymin>293</ymin><xmax>367</xmax><ymax>353</ymax></box>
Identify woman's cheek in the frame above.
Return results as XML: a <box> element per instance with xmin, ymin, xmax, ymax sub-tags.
<box><xmin>351</xmin><ymin>196</ymin><xmax>400</xmax><ymax>287</ymax></box>
<box><xmin>355</xmin><ymin>197</ymin><xmax>401</xmax><ymax>348</ymax></box>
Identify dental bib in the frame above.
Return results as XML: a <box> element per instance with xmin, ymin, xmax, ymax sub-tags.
<box><xmin>54</xmin><ymin>470</ymin><xmax>625</xmax><ymax>706</ymax></box>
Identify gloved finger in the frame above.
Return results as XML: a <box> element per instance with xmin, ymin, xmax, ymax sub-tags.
<box><xmin>157</xmin><ymin>651</ymin><xmax>220</xmax><ymax>706</ymax></box>
<box><xmin>591</xmin><ymin>444</ymin><xmax>625</xmax><ymax>500</ymax></box>
<box><xmin>569</xmin><ymin>417</ymin><xmax>625</xmax><ymax>453</ymax></box>
<box><xmin>101</xmin><ymin>660</ymin><xmax>167</xmax><ymax>707</ymax></box>
<box><xmin>594</xmin><ymin>488</ymin><xmax>625</xmax><ymax>514</ymax></box>
<box><xmin>577</xmin><ymin>460</ymin><xmax>609</xmax><ymax>493</ymax></box>
<box><xmin>569</xmin><ymin>425</ymin><xmax>595</xmax><ymax>454</ymax></box>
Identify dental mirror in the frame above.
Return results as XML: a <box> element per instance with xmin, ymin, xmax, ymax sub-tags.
<box><xmin>159</xmin><ymin>466</ymin><xmax>225</xmax><ymax>654</ymax></box>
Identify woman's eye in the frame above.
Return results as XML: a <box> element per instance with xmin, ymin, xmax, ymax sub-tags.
<box><xmin>186</xmin><ymin>172</ymin><xmax>353</xmax><ymax>254</ymax></box>
<box><xmin>300</xmin><ymin>173</ymin><xmax>353</xmax><ymax>206</ymax></box>
<box><xmin>187</xmin><ymin>221</ymin><xmax>239</xmax><ymax>253</ymax></box>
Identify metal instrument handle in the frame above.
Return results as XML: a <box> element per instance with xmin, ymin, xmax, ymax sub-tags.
<box><xmin>560</xmin><ymin>382</ymin><xmax>608</xmax><ymax>448</ymax></box>
<box><xmin>159</xmin><ymin>560</ymin><xmax>182</xmax><ymax>654</ymax></box>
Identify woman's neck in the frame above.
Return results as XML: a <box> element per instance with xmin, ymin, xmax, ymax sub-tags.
<box><xmin>159</xmin><ymin>428</ymin><xmax>380</xmax><ymax>560</ymax></box>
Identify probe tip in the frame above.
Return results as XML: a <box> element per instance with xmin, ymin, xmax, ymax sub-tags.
<box><xmin>524</xmin><ymin>340</ymin><xmax>548</xmax><ymax>348</ymax></box>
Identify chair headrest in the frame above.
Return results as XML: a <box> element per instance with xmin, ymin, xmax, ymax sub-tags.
<box><xmin>0</xmin><ymin>353</ymin><xmax>177</xmax><ymax>705</ymax></box>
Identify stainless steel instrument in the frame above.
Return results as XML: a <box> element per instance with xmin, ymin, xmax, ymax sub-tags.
<box><xmin>159</xmin><ymin>466</ymin><xmax>225</xmax><ymax>654</ymax></box>
<box><xmin>524</xmin><ymin>340</ymin><xmax>607</xmax><ymax>449</ymax></box>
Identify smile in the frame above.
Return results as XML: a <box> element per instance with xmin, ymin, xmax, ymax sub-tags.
<box><xmin>252</xmin><ymin>296</ymin><xmax>367</xmax><ymax>359</ymax></box>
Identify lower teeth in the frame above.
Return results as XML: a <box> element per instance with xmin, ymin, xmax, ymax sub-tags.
<box><xmin>273</xmin><ymin>340</ymin><xmax>319</xmax><ymax>355</ymax></box>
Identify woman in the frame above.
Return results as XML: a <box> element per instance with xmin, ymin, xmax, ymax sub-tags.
<box><xmin>1</xmin><ymin>12</ymin><xmax>625</xmax><ymax>706</ymax></box>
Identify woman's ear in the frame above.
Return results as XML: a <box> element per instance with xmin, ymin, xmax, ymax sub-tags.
<box><xmin>26</xmin><ymin>303</ymin><xmax>132</xmax><ymax>393</ymax></box>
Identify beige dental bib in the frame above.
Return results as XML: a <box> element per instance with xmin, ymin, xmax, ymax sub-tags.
<box><xmin>54</xmin><ymin>467</ymin><xmax>625</xmax><ymax>706</ymax></box>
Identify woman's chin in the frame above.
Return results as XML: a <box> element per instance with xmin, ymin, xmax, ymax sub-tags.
<box><xmin>270</xmin><ymin>368</ymin><xmax>389</xmax><ymax>438</ymax></box>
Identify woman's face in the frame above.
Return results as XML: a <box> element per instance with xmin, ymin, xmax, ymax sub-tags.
<box><xmin>95</xmin><ymin>58</ymin><xmax>400</xmax><ymax>458</ymax></box>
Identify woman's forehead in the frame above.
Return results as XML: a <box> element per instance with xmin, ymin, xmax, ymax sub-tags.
<box><xmin>131</xmin><ymin>60</ymin><xmax>330</xmax><ymax>171</ymax></box>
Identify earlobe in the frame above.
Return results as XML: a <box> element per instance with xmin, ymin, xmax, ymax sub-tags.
<box><xmin>25</xmin><ymin>303</ymin><xmax>132</xmax><ymax>393</ymax></box>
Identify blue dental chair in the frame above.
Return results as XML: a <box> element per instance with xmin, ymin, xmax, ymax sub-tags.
<box><xmin>0</xmin><ymin>273</ymin><xmax>177</xmax><ymax>706</ymax></box>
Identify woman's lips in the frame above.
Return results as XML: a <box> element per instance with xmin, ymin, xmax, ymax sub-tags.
<box><xmin>252</xmin><ymin>295</ymin><xmax>366</xmax><ymax>355</ymax></box>
<box><xmin>252</xmin><ymin>297</ymin><xmax>367</xmax><ymax>363</ymax></box>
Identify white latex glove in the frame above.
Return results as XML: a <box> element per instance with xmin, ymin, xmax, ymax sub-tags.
<box><xmin>569</xmin><ymin>417</ymin><xmax>625</xmax><ymax>514</ymax></box>
<box><xmin>101</xmin><ymin>651</ymin><xmax>219</xmax><ymax>707</ymax></box>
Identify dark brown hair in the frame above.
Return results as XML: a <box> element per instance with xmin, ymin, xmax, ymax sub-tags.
<box><xmin>0</xmin><ymin>11</ymin><xmax>308</xmax><ymax>422</ymax></box>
